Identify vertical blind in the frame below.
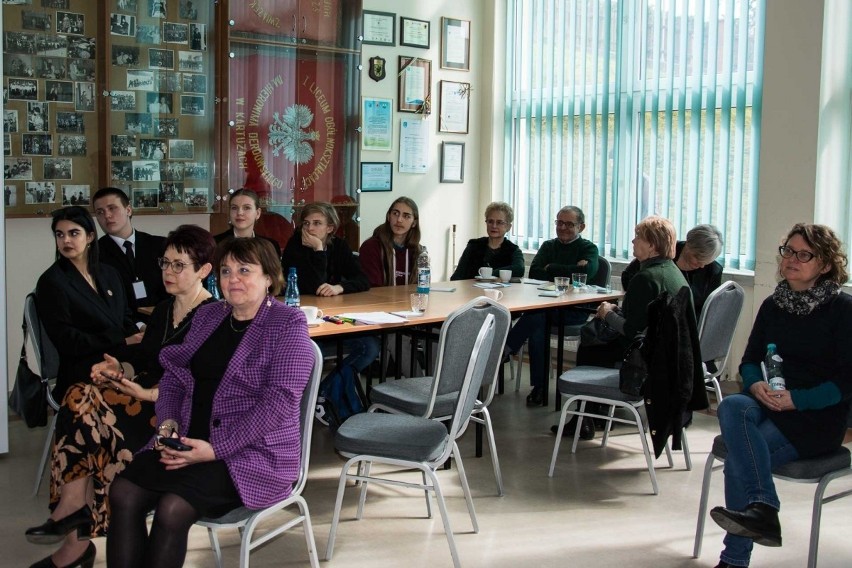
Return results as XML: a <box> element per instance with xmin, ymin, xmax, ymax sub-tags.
<box><xmin>504</xmin><ymin>0</ymin><xmax>766</xmax><ymax>270</ymax></box>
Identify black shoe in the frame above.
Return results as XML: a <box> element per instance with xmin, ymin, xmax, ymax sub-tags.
<box><xmin>710</xmin><ymin>502</ymin><xmax>782</xmax><ymax>547</ymax></box>
<box><xmin>30</xmin><ymin>542</ymin><xmax>96</xmax><ymax>568</ymax></box>
<box><xmin>714</xmin><ymin>562</ymin><xmax>736</xmax><ymax>568</ymax></box>
<box><xmin>550</xmin><ymin>417</ymin><xmax>595</xmax><ymax>440</ymax></box>
<box><xmin>25</xmin><ymin>505</ymin><xmax>93</xmax><ymax>545</ymax></box>
<box><xmin>525</xmin><ymin>388</ymin><xmax>543</xmax><ymax>407</ymax></box>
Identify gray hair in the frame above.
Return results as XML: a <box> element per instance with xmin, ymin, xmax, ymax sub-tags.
<box><xmin>484</xmin><ymin>201</ymin><xmax>514</xmax><ymax>225</ymax></box>
<box><xmin>685</xmin><ymin>224</ymin><xmax>723</xmax><ymax>262</ymax></box>
<box><xmin>557</xmin><ymin>205</ymin><xmax>585</xmax><ymax>225</ymax></box>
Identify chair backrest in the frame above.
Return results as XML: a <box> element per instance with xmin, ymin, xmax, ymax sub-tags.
<box><xmin>440</xmin><ymin>314</ymin><xmax>495</xmax><ymax>460</ymax></box>
<box><xmin>470</xmin><ymin>298</ymin><xmax>511</xmax><ymax>407</ymax></box>
<box><xmin>292</xmin><ymin>341</ymin><xmax>324</xmax><ymax>496</ymax></box>
<box><xmin>696</xmin><ymin>281</ymin><xmax>744</xmax><ymax>373</ymax></box>
<box><xmin>590</xmin><ymin>256</ymin><xmax>612</xmax><ymax>288</ymax></box>
<box><xmin>428</xmin><ymin>297</ymin><xmax>506</xmax><ymax>404</ymax></box>
<box><xmin>24</xmin><ymin>291</ymin><xmax>61</xmax><ymax>410</ymax></box>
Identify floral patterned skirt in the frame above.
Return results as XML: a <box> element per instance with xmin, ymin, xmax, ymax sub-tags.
<box><xmin>48</xmin><ymin>382</ymin><xmax>156</xmax><ymax>537</ymax></box>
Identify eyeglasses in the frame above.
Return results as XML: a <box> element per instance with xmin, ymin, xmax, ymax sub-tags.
<box><xmin>485</xmin><ymin>219</ymin><xmax>507</xmax><ymax>227</ymax></box>
<box><xmin>555</xmin><ymin>220</ymin><xmax>579</xmax><ymax>229</ymax></box>
<box><xmin>157</xmin><ymin>257</ymin><xmax>192</xmax><ymax>273</ymax></box>
<box><xmin>778</xmin><ymin>246</ymin><xmax>816</xmax><ymax>263</ymax></box>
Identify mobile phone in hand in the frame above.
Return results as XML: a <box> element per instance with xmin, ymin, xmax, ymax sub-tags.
<box><xmin>160</xmin><ymin>437</ymin><xmax>192</xmax><ymax>451</ymax></box>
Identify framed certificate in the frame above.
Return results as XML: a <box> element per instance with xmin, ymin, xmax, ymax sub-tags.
<box><xmin>398</xmin><ymin>56</ymin><xmax>432</xmax><ymax>114</ymax></box>
<box><xmin>361</xmin><ymin>97</ymin><xmax>393</xmax><ymax>151</ymax></box>
<box><xmin>363</xmin><ymin>10</ymin><xmax>395</xmax><ymax>46</ymax></box>
<box><xmin>360</xmin><ymin>162</ymin><xmax>393</xmax><ymax>192</ymax></box>
<box><xmin>400</xmin><ymin>17</ymin><xmax>430</xmax><ymax>49</ymax></box>
<box><xmin>438</xmin><ymin>81</ymin><xmax>470</xmax><ymax>134</ymax></box>
<box><xmin>441</xmin><ymin>17</ymin><xmax>471</xmax><ymax>71</ymax></box>
<box><xmin>440</xmin><ymin>142</ymin><xmax>465</xmax><ymax>183</ymax></box>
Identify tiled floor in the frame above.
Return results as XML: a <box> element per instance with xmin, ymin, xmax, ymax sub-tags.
<box><xmin>3</xmin><ymin>378</ymin><xmax>851</xmax><ymax>568</ymax></box>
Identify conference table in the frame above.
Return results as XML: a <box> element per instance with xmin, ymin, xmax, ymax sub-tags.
<box><xmin>303</xmin><ymin>279</ymin><xmax>624</xmax><ymax>408</ymax></box>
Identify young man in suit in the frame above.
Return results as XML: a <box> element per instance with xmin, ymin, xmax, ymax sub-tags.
<box><xmin>92</xmin><ymin>187</ymin><xmax>167</xmax><ymax>315</ymax></box>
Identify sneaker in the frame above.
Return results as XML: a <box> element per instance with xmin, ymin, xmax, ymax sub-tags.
<box><xmin>314</xmin><ymin>397</ymin><xmax>329</xmax><ymax>426</ymax></box>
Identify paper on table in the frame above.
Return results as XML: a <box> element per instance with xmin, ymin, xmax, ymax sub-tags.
<box><xmin>522</xmin><ymin>278</ymin><xmax>547</xmax><ymax>285</ymax></box>
<box><xmin>473</xmin><ymin>282</ymin><xmax>503</xmax><ymax>289</ymax></box>
<box><xmin>431</xmin><ymin>286</ymin><xmax>456</xmax><ymax>292</ymax></box>
<box><xmin>390</xmin><ymin>310</ymin><xmax>423</xmax><ymax>318</ymax></box>
<box><xmin>339</xmin><ymin>312</ymin><xmax>409</xmax><ymax>325</ymax></box>
<box><xmin>537</xmin><ymin>283</ymin><xmax>556</xmax><ymax>291</ymax></box>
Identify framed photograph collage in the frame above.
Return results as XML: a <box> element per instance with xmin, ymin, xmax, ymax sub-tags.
<box><xmin>2</xmin><ymin>0</ymin><xmax>213</xmax><ymax>215</ymax></box>
<box><xmin>360</xmin><ymin>11</ymin><xmax>472</xmax><ymax>185</ymax></box>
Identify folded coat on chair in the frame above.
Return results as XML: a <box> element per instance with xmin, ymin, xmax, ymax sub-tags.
<box><xmin>643</xmin><ymin>286</ymin><xmax>707</xmax><ymax>457</ymax></box>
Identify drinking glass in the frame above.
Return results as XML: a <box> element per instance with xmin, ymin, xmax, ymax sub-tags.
<box><xmin>554</xmin><ymin>277</ymin><xmax>571</xmax><ymax>296</ymax></box>
<box><xmin>410</xmin><ymin>293</ymin><xmax>429</xmax><ymax>313</ymax></box>
<box><xmin>572</xmin><ymin>273</ymin><xmax>587</xmax><ymax>289</ymax></box>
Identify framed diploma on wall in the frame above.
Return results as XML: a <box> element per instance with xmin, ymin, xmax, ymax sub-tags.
<box><xmin>438</xmin><ymin>80</ymin><xmax>470</xmax><ymax>134</ymax></box>
<box><xmin>397</xmin><ymin>56</ymin><xmax>431</xmax><ymax>114</ymax></box>
<box><xmin>440</xmin><ymin>141</ymin><xmax>465</xmax><ymax>183</ymax></box>
<box><xmin>400</xmin><ymin>17</ymin><xmax>429</xmax><ymax>49</ymax></box>
<box><xmin>440</xmin><ymin>17</ymin><xmax>471</xmax><ymax>71</ymax></box>
<box><xmin>363</xmin><ymin>11</ymin><xmax>395</xmax><ymax>46</ymax></box>
<box><xmin>360</xmin><ymin>161</ymin><xmax>393</xmax><ymax>192</ymax></box>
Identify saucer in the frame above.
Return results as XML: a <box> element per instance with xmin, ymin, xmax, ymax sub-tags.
<box><xmin>475</xmin><ymin>275</ymin><xmax>498</xmax><ymax>281</ymax></box>
<box><xmin>306</xmin><ymin>318</ymin><xmax>324</xmax><ymax>327</ymax></box>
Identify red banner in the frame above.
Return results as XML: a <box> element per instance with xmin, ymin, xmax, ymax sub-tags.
<box><xmin>229</xmin><ymin>0</ymin><xmax>340</xmax><ymax>44</ymax></box>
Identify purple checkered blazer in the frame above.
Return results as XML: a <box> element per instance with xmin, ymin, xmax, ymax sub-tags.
<box><xmin>154</xmin><ymin>297</ymin><xmax>313</xmax><ymax>509</ymax></box>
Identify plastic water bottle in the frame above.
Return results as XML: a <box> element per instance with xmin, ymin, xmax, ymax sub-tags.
<box><xmin>205</xmin><ymin>274</ymin><xmax>221</xmax><ymax>300</ymax></box>
<box><xmin>764</xmin><ymin>343</ymin><xmax>785</xmax><ymax>390</ymax></box>
<box><xmin>284</xmin><ymin>267</ymin><xmax>300</xmax><ymax>308</ymax></box>
<box><xmin>416</xmin><ymin>246</ymin><xmax>431</xmax><ymax>294</ymax></box>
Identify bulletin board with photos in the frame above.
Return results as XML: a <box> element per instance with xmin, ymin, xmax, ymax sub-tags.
<box><xmin>2</xmin><ymin>0</ymin><xmax>215</xmax><ymax>216</ymax></box>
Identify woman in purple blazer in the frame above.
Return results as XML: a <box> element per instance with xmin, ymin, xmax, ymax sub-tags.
<box><xmin>107</xmin><ymin>238</ymin><xmax>314</xmax><ymax>568</ymax></box>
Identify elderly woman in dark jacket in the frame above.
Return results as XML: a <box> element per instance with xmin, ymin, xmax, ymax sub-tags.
<box><xmin>709</xmin><ymin>223</ymin><xmax>852</xmax><ymax>568</ymax></box>
<box><xmin>451</xmin><ymin>201</ymin><xmax>525</xmax><ymax>280</ymax></box>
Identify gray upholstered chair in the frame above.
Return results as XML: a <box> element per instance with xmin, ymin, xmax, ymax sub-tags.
<box><xmin>693</xmin><ymin>435</ymin><xmax>852</xmax><ymax>568</ymax></box>
<box><xmin>511</xmin><ymin>255</ymin><xmax>612</xmax><ymax>392</ymax></box>
<box><xmin>367</xmin><ymin>297</ymin><xmax>511</xmax><ymax>495</ymax></box>
<box><xmin>696</xmin><ymin>281</ymin><xmax>745</xmax><ymax>405</ymax></box>
<box><xmin>324</xmin><ymin>313</ymin><xmax>496</xmax><ymax>568</ymax></box>
<box><xmin>195</xmin><ymin>341</ymin><xmax>324</xmax><ymax>568</ymax></box>
<box><xmin>25</xmin><ymin>292</ymin><xmax>61</xmax><ymax>496</ymax></box>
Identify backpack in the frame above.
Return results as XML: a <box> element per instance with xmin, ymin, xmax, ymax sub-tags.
<box><xmin>315</xmin><ymin>364</ymin><xmax>366</xmax><ymax>430</ymax></box>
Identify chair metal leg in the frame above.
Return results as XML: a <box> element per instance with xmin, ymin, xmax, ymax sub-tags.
<box><xmin>206</xmin><ymin>527</ymin><xmax>225</xmax><ymax>568</ymax></box>
<box><xmin>356</xmin><ymin>460</ymin><xmax>372</xmax><ymax>520</ymax></box>
<box><xmin>452</xmin><ymin>443</ymin><xmax>479</xmax><ymax>533</ymax></box>
<box><xmin>325</xmin><ymin>456</ymin><xmax>359</xmax><ymax>561</ymax></box>
<box><xmin>622</xmin><ymin>403</ymin><xmax>659</xmax><ymax>495</ymax></box>
<box><xmin>473</xmin><ymin>409</ymin><xmax>504</xmax><ymax>496</ymax></box>
<box><xmin>548</xmin><ymin>398</ymin><xmax>572</xmax><ymax>477</ymax></box>
<box><xmin>693</xmin><ymin>452</ymin><xmax>718</xmax><ymax>558</ymax></box>
<box><xmin>571</xmin><ymin>400</ymin><xmax>587</xmax><ymax>453</ymax></box>
<box><xmin>33</xmin><ymin>412</ymin><xmax>57</xmax><ymax>496</ymax></box>
<box><xmin>513</xmin><ymin>343</ymin><xmax>525</xmax><ymax>392</ymax></box>
<box><xmin>664</xmin><ymin>442</ymin><xmax>674</xmax><ymax>468</ymax></box>
<box><xmin>424</xmin><ymin>467</ymin><xmax>462</xmax><ymax>568</ymax></box>
<box><xmin>421</xmin><ymin>470</ymin><xmax>433</xmax><ymax>518</ymax></box>
<box><xmin>600</xmin><ymin>404</ymin><xmax>616</xmax><ymax>447</ymax></box>
<box><xmin>295</xmin><ymin>496</ymin><xmax>321</xmax><ymax>568</ymax></box>
<box><xmin>681</xmin><ymin>429</ymin><xmax>692</xmax><ymax>471</ymax></box>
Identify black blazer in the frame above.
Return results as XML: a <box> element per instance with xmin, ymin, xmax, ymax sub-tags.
<box><xmin>98</xmin><ymin>230</ymin><xmax>167</xmax><ymax>310</ymax></box>
<box><xmin>214</xmin><ymin>229</ymin><xmax>282</xmax><ymax>258</ymax></box>
<box><xmin>35</xmin><ymin>258</ymin><xmax>138</xmax><ymax>399</ymax></box>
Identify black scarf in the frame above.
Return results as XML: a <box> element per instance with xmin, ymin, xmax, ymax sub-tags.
<box><xmin>772</xmin><ymin>279</ymin><xmax>840</xmax><ymax>315</ymax></box>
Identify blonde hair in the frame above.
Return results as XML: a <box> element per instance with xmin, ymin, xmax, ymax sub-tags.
<box><xmin>635</xmin><ymin>216</ymin><xmax>677</xmax><ymax>259</ymax></box>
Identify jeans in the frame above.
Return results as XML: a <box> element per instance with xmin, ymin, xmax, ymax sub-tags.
<box><xmin>505</xmin><ymin>309</ymin><xmax>589</xmax><ymax>390</ymax></box>
<box><xmin>319</xmin><ymin>336</ymin><xmax>380</xmax><ymax>373</ymax></box>
<box><xmin>717</xmin><ymin>394</ymin><xmax>799</xmax><ymax>567</ymax></box>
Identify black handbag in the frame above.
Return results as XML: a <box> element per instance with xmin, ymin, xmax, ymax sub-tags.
<box><xmin>8</xmin><ymin>315</ymin><xmax>48</xmax><ymax>428</ymax></box>
<box><xmin>619</xmin><ymin>334</ymin><xmax>648</xmax><ymax>397</ymax></box>
<box><xmin>579</xmin><ymin>317</ymin><xmax>620</xmax><ymax>346</ymax></box>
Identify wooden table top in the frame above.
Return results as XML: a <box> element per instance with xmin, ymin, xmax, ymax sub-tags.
<box><xmin>302</xmin><ymin>280</ymin><xmax>624</xmax><ymax>337</ymax></box>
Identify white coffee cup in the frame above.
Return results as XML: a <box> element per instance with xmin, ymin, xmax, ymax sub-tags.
<box><xmin>483</xmin><ymin>289</ymin><xmax>503</xmax><ymax>301</ymax></box>
<box><xmin>499</xmin><ymin>269</ymin><xmax>512</xmax><ymax>282</ymax></box>
<box><xmin>478</xmin><ymin>266</ymin><xmax>493</xmax><ymax>278</ymax></box>
<box><xmin>300</xmin><ymin>306</ymin><xmax>324</xmax><ymax>321</ymax></box>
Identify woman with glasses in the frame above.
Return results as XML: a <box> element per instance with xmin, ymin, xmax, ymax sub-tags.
<box><xmin>450</xmin><ymin>201</ymin><xmax>524</xmax><ymax>280</ymax></box>
<box><xmin>25</xmin><ymin>225</ymin><xmax>215</xmax><ymax>568</ymax></box>
<box><xmin>709</xmin><ymin>223</ymin><xmax>852</xmax><ymax>568</ymax></box>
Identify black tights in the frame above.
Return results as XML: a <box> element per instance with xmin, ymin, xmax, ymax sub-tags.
<box><xmin>107</xmin><ymin>477</ymin><xmax>201</xmax><ymax>568</ymax></box>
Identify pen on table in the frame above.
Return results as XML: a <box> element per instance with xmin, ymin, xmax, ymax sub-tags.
<box><xmin>338</xmin><ymin>317</ymin><xmax>357</xmax><ymax>324</ymax></box>
<box><xmin>322</xmin><ymin>315</ymin><xmax>344</xmax><ymax>325</ymax></box>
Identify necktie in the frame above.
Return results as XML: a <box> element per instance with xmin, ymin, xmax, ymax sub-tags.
<box><xmin>123</xmin><ymin>241</ymin><xmax>136</xmax><ymax>272</ymax></box>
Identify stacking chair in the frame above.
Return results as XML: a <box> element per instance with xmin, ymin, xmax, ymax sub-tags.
<box><xmin>367</xmin><ymin>297</ymin><xmax>512</xmax><ymax>495</ymax></box>
<box><xmin>696</xmin><ymin>281</ymin><xmax>745</xmax><ymax>405</ymax></box>
<box><xmin>693</xmin><ymin>435</ymin><xmax>852</xmax><ymax>568</ymax></box>
<box><xmin>325</xmin><ymin>314</ymin><xmax>496</xmax><ymax>568</ymax></box>
<box><xmin>195</xmin><ymin>341</ymin><xmax>323</xmax><ymax>568</ymax></box>
<box><xmin>511</xmin><ymin>255</ymin><xmax>612</xmax><ymax>392</ymax></box>
<box><xmin>25</xmin><ymin>292</ymin><xmax>62</xmax><ymax>496</ymax></box>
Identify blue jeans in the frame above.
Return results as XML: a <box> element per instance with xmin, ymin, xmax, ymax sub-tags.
<box><xmin>506</xmin><ymin>309</ymin><xmax>589</xmax><ymax>390</ymax></box>
<box><xmin>717</xmin><ymin>394</ymin><xmax>799</xmax><ymax>567</ymax></box>
<box><xmin>319</xmin><ymin>336</ymin><xmax>380</xmax><ymax>373</ymax></box>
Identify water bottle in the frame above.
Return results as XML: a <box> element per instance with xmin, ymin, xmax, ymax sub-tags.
<box><xmin>764</xmin><ymin>343</ymin><xmax>785</xmax><ymax>390</ymax></box>
<box><xmin>284</xmin><ymin>267</ymin><xmax>300</xmax><ymax>308</ymax></box>
<box><xmin>205</xmin><ymin>274</ymin><xmax>221</xmax><ymax>300</ymax></box>
<box><xmin>416</xmin><ymin>246</ymin><xmax>431</xmax><ymax>294</ymax></box>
